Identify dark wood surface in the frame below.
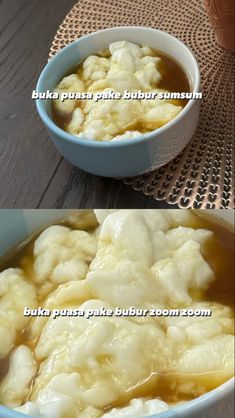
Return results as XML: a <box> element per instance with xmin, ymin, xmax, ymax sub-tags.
<box><xmin>0</xmin><ymin>0</ymin><xmax>172</xmax><ymax>209</ymax></box>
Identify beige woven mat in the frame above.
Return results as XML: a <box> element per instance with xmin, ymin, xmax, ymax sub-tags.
<box><xmin>49</xmin><ymin>0</ymin><xmax>234</xmax><ymax>209</ymax></box>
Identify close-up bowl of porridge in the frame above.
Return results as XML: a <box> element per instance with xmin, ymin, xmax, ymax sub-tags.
<box><xmin>0</xmin><ymin>209</ymin><xmax>234</xmax><ymax>418</ymax></box>
<box><xmin>36</xmin><ymin>27</ymin><xmax>201</xmax><ymax>177</ymax></box>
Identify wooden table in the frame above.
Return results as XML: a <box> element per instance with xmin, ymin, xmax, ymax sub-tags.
<box><xmin>0</xmin><ymin>0</ymin><xmax>172</xmax><ymax>209</ymax></box>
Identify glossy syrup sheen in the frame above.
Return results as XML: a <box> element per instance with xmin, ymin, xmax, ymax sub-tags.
<box><xmin>52</xmin><ymin>47</ymin><xmax>191</xmax><ymax>135</ymax></box>
<box><xmin>0</xmin><ymin>212</ymin><xmax>234</xmax><ymax>408</ymax></box>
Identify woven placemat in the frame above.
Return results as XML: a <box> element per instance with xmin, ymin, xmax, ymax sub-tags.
<box><xmin>49</xmin><ymin>0</ymin><xmax>234</xmax><ymax>209</ymax></box>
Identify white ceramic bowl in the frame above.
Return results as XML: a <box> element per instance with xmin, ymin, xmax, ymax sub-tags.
<box><xmin>0</xmin><ymin>210</ymin><xmax>233</xmax><ymax>418</ymax></box>
<box><xmin>36</xmin><ymin>27</ymin><xmax>201</xmax><ymax>177</ymax></box>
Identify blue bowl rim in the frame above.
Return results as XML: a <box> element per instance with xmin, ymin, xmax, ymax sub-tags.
<box><xmin>36</xmin><ymin>26</ymin><xmax>201</xmax><ymax>149</ymax></box>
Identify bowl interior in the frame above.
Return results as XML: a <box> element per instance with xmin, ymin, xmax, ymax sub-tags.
<box><xmin>37</xmin><ymin>27</ymin><xmax>200</xmax><ymax>123</ymax></box>
<box><xmin>0</xmin><ymin>210</ymin><xmax>234</xmax><ymax>418</ymax></box>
